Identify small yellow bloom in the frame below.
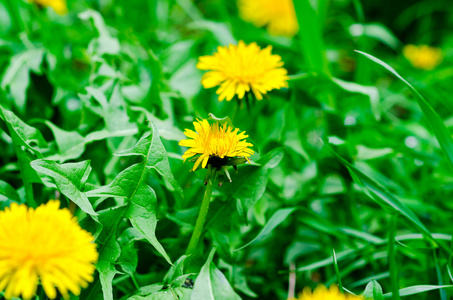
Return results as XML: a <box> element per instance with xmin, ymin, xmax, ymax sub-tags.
<box><xmin>298</xmin><ymin>285</ymin><xmax>364</xmax><ymax>300</ymax></box>
<box><xmin>0</xmin><ymin>201</ymin><xmax>98</xmax><ymax>300</ymax></box>
<box><xmin>197</xmin><ymin>41</ymin><xmax>289</xmax><ymax>102</ymax></box>
<box><xmin>30</xmin><ymin>0</ymin><xmax>68</xmax><ymax>15</ymax></box>
<box><xmin>403</xmin><ymin>45</ymin><xmax>443</xmax><ymax>70</ymax></box>
<box><xmin>179</xmin><ymin>119</ymin><xmax>254</xmax><ymax>171</ymax></box>
<box><xmin>237</xmin><ymin>0</ymin><xmax>299</xmax><ymax>37</ymax></box>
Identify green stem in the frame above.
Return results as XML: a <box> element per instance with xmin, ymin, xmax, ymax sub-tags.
<box><xmin>185</xmin><ymin>168</ymin><xmax>215</xmax><ymax>255</ymax></box>
<box><xmin>388</xmin><ymin>214</ymin><xmax>400</xmax><ymax>300</ymax></box>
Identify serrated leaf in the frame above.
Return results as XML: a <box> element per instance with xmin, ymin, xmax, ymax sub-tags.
<box><xmin>116</xmin><ymin>122</ymin><xmax>183</xmax><ymax>197</ymax></box>
<box><xmin>81</xmin><ymin>205</ymin><xmax>128</xmax><ymax>300</ymax></box>
<box><xmin>127</xmin><ymin>184</ymin><xmax>173</xmax><ymax>265</ymax></box>
<box><xmin>30</xmin><ymin>160</ymin><xmax>98</xmax><ymax>216</ymax></box>
<box><xmin>86</xmin><ymin>126</ymin><xmax>175</xmax><ymax>265</ymax></box>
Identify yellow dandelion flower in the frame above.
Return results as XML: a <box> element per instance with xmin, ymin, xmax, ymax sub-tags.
<box><xmin>179</xmin><ymin>119</ymin><xmax>254</xmax><ymax>171</ymax></box>
<box><xmin>197</xmin><ymin>41</ymin><xmax>289</xmax><ymax>102</ymax></box>
<box><xmin>0</xmin><ymin>201</ymin><xmax>98</xmax><ymax>300</ymax></box>
<box><xmin>30</xmin><ymin>0</ymin><xmax>68</xmax><ymax>15</ymax></box>
<box><xmin>238</xmin><ymin>0</ymin><xmax>299</xmax><ymax>37</ymax></box>
<box><xmin>403</xmin><ymin>45</ymin><xmax>443</xmax><ymax>70</ymax></box>
<box><xmin>298</xmin><ymin>285</ymin><xmax>365</xmax><ymax>300</ymax></box>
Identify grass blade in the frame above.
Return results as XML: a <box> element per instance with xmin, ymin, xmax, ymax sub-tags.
<box><xmin>356</xmin><ymin>50</ymin><xmax>453</xmax><ymax>173</ymax></box>
<box><xmin>332</xmin><ymin>249</ymin><xmax>343</xmax><ymax>291</ymax></box>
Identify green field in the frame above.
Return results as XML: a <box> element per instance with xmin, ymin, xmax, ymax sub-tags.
<box><xmin>1</xmin><ymin>0</ymin><xmax>453</xmax><ymax>299</ymax></box>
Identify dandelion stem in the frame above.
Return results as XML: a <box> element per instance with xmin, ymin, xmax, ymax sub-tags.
<box><xmin>244</xmin><ymin>92</ymin><xmax>251</xmax><ymax>113</ymax></box>
<box><xmin>287</xmin><ymin>262</ymin><xmax>296</xmax><ymax>299</ymax></box>
<box><xmin>388</xmin><ymin>214</ymin><xmax>400</xmax><ymax>300</ymax></box>
<box><xmin>186</xmin><ymin>167</ymin><xmax>215</xmax><ymax>255</ymax></box>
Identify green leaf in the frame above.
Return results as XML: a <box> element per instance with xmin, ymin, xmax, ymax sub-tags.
<box><xmin>86</xmin><ymin>164</ymin><xmax>144</xmax><ymax>198</ymax></box>
<box><xmin>297</xmin><ymin>248</ymin><xmax>360</xmax><ymax>272</ymax></box>
<box><xmin>0</xmin><ymin>105</ymin><xmax>45</xmax><ymax>206</ymax></box>
<box><xmin>117</xmin><ymin>228</ymin><xmax>142</xmax><ymax>277</ymax></box>
<box><xmin>293</xmin><ymin>0</ymin><xmax>329</xmax><ymax>74</ymax></box>
<box><xmin>80</xmin><ymin>205</ymin><xmax>128</xmax><ymax>300</ymax></box>
<box><xmin>191</xmin><ymin>248</ymin><xmax>241</xmax><ymax>300</ymax></box>
<box><xmin>78</xmin><ymin>10</ymin><xmax>120</xmax><ymax>55</ymax></box>
<box><xmin>0</xmin><ymin>180</ymin><xmax>19</xmax><ymax>205</ymax></box>
<box><xmin>383</xmin><ymin>285</ymin><xmax>453</xmax><ymax>298</ymax></box>
<box><xmin>116</xmin><ymin>122</ymin><xmax>183</xmax><ymax>197</ymax></box>
<box><xmin>326</xmin><ymin>144</ymin><xmax>438</xmax><ymax>248</ymax></box>
<box><xmin>332</xmin><ymin>78</ymin><xmax>381</xmax><ymax>121</ymax></box>
<box><xmin>187</xmin><ymin>20</ymin><xmax>236</xmax><ymax>45</ymax></box>
<box><xmin>207</xmin><ymin>113</ymin><xmax>234</xmax><ymax>128</ymax></box>
<box><xmin>356</xmin><ymin>50</ymin><xmax>453</xmax><ymax>173</ymax></box>
<box><xmin>222</xmin><ymin>148</ymin><xmax>284</xmax><ymax>217</ymax></box>
<box><xmin>1</xmin><ymin>48</ymin><xmax>44</xmax><ymax>111</ymax></box>
<box><xmin>364</xmin><ymin>280</ymin><xmax>384</xmax><ymax>300</ymax></box>
<box><xmin>332</xmin><ymin>249</ymin><xmax>343</xmax><ymax>291</ymax></box>
<box><xmin>129</xmin><ymin>287</ymin><xmax>192</xmax><ymax>300</ymax></box>
<box><xmin>44</xmin><ymin>121</ymin><xmax>86</xmax><ymax>161</ymax></box>
<box><xmin>87</xmin><ymin>163</ymin><xmax>172</xmax><ymax>265</ymax></box>
<box><xmin>30</xmin><ymin>160</ymin><xmax>97</xmax><ymax>217</ymax></box>
<box><xmin>0</xmin><ymin>105</ymin><xmax>47</xmax><ymax>153</ymax></box>
<box><xmin>127</xmin><ymin>184</ymin><xmax>173</xmax><ymax>265</ymax></box>
<box><xmin>44</xmin><ymin>121</ymin><xmax>137</xmax><ymax>162</ymax></box>
<box><xmin>86</xmin><ymin>124</ymin><xmax>177</xmax><ymax>265</ymax></box>
<box><xmin>163</xmin><ymin>255</ymin><xmax>187</xmax><ymax>286</ymax></box>
<box><xmin>235</xmin><ymin>207</ymin><xmax>296</xmax><ymax>251</ymax></box>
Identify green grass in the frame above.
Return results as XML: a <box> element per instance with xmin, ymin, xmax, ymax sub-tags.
<box><xmin>1</xmin><ymin>0</ymin><xmax>453</xmax><ymax>299</ymax></box>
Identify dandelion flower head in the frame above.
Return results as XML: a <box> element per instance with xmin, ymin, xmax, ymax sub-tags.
<box><xmin>179</xmin><ymin>119</ymin><xmax>254</xmax><ymax>171</ymax></box>
<box><xmin>197</xmin><ymin>41</ymin><xmax>289</xmax><ymax>102</ymax></box>
<box><xmin>298</xmin><ymin>285</ymin><xmax>365</xmax><ymax>300</ymax></box>
<box><xmin>403</xmin><ymin>45</ymin><xmax>443</xmax><ymax>70</ymax></box>
<box><xmin>0</xmin><ymin>201</ymin><xmax>98</xmax><ymax>300</ymax></box>
<box><xmin>30</xmin><ymin>0</ymin><xmax>68</xmax><ymax>15</ymax></box>
<box><xmin>238</xmin><ymin>0</ymin><xmax>299</xmax><ymax>37</ymax></box>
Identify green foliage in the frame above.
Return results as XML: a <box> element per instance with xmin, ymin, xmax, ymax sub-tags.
<box><xmin>2</xmin><ymin>0</ymin><xmax>453</xmax><ymax>299</ymax></box>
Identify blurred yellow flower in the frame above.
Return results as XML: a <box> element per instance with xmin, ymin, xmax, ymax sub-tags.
<box><xmin>197</xmin><ymin>41</ymin><xmax>289</xmax><ymax>102</ymax></box>
<box><xmin>298</xmin><ymin>285</ymin><xmax>364</xmax><ymax>300</ymax></box>
<box><xmin>403</xmin><ymin>45</ymin><xmax>443</xmax><ymax>70</ymax></box>
<box><xmin>0</xmin><ymin>201</ymin><xmax>98</xmax><ymax>300</ymax></box>
<box><xmin>30</xmin><ymin>0</ymin><xmax>68</xmax><ymax>15</ymax></box>
<box><xmin>179</xmin><ymin>119</ymin><xmax>254</xmax><ymax>171</ymax></box>
<box><xmin>238</xmin><ymin>0</ymin><xmax>299</xmax><ymax>37</ymax></box>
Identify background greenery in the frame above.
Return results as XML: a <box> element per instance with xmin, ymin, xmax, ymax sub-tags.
<box><xmin>1</xmin><ymin>0</ymin><xmax>453</xmax><ymax>299</ymax></box>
